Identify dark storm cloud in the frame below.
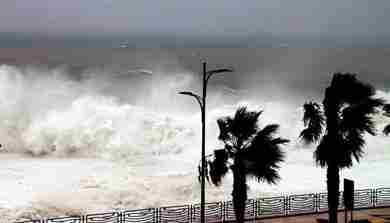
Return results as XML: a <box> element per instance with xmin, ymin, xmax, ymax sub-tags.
<box><xmin>1</xmin><ymin>0</ymin><xmax>390</xmax><ymax>45</ymax></box>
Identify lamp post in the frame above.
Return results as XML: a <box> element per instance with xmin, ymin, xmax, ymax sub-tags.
<box><xmin>179</xmin><ymin>62</ymin><xmax>232</xmax><ymax>223</ymax></box>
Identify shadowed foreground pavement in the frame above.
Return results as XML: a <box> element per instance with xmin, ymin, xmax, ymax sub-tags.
<box><xmin>252</xmin><ymin>208</ymin><xmax>390</xmax><ymax>223</ymax></box>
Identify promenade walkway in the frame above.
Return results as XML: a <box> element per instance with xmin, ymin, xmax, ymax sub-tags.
<box><xmin>255</xmin><ymin>208</ymin><xmax>390</xmax><ymax>223</ymax></box>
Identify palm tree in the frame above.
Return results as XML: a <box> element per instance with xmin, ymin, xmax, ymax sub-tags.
<box><xmin>203</xmin><ymin>107</ymin><xmax>288</xmax><ymax>223</ymax></box>
<box><xmin>383</xmin><ymin>104</ymin><xmax>390</xmax><ymax>135</ymax></box>
<box><xmin>300</xmin><ymin>73</ymin><xmax>383</xmax><ymax>223</ymax></box>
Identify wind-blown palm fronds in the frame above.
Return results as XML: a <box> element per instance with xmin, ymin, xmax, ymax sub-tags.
<box><xmin>300</xmin><ymin>102</ymin><xmax>325</xmax><ymax>144</ymax></box>
<box><xmin>383</xmin><ymin>104</ymin><xmax>390</xmax><ymax>135</ymax></box>
<box><xmin>203</xmin><ymin>107</ymin><xmax>288</xmax><ymax>223</ymax></box>
<box><xmin>299</xmin><ymin>73</ymin><xmax>384</xmax><ymax>223</ymax></box>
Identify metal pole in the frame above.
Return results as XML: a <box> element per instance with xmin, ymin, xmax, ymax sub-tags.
<box><xmin>201</xmin><ymin>62</ymin><xmax>207</xmax><ymax>223</ymax></box>
<box><xmin>179</xmin><ymin>62</ymin><xmax>232</xmax><ymax>223</ymax></box>
<box><xmin>351</xmin><ymin>195</ymin><xmax>354</xmax><ymax>223</ymax></box>
<box><xmin>344</xmin><ymin>208</ymin><xmax>347</xmax><ymax>223</ymax></box>
<box><xmin>350</xmin><ymin>209</ymin><xmax>353</xmax><ymax>223</ymax></box>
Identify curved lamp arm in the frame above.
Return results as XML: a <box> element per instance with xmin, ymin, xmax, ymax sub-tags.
<box><xmin>178</xmin><ymin>91</ymin><xmax>203</xmax><ymax>109</ymax></box>
<box><xmin>206</xmin><ymin>68</ymin><xmax>233</xmax><ymax>83</ymax></box>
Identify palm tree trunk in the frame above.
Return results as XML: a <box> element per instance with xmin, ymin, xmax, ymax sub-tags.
<box><xmin>327</xmin><ymin>163</ymin><xmax>340</xmax><ymax>223</ymax></box>
<box><xmin>232</xmin><ymin>159</ymin><xmax>247</xmax><ymax>223</ymax></box>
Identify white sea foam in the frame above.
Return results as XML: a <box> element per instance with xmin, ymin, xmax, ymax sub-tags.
<box><xmin>0</xmin><ymin>64</ymin><xmax>389</xmax><ymax>221</ymax></box>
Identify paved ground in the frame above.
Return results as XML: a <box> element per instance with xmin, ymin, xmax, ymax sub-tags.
<box><xmin>254</xmin><ymin>208</ymin><xmax>390</xmax><ymax>223</ymax></box>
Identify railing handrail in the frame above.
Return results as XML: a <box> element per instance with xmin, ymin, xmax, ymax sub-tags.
<box><xmin>14</xmin><ymin>187</ymin><xmax>390</xmax><ymax>223</ymax></box>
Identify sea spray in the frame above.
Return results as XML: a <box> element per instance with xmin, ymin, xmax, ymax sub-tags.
<box><xmin>22</xmin><ymin>95</ymin><xmax>199</xmax><ymax>158</ymax></box>
<box><xmin>1</xmin><ymin>64</ymin><xmax>390</xmax><ymax>221</ymax></box>
<box><xmin>0</xmin><ymin>64</ymin><xmax>201</xmax><ymax>158</ymax></box>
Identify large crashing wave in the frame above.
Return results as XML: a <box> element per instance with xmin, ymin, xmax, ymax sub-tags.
<box><xmin>1</xmin><ymin>64</ymin><xmax>390</xmax><ymax>221</ymax></box>
<box><xmin>1</xmin><ymin>63</ymin><xmax>390</xmax><ymax>167</ymax></box>
<box><xmin>0</xmin><ymin>65</ymin><xmax>204</xmax><ymax>159</ymax></box>
<box><xmin>23</xmin><ymin>96</ymin><xmax>198</xmax><ymax>158</ymax></box>
<box><xmin>0</xmin><ymin>64</ymin><xmax>234</xmax><ymax>220</ymax></box>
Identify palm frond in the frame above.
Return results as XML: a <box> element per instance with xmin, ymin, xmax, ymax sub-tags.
<box><xmin>245</xmin><ymin>148</ymin><xmax>283</xmax><ymax>184</ymax></box>
<box><xmin>251</xmin><ymin>124</ymin><xmax>289</xmax><ymax>149</ymax></box>
<box><xmin>384</xmin><ymin>125</ymin><xmax>390</xmax><ymax>135</ymax></box>
<box><xmin>384</xmin><ymin>104</ymin><xmax>390</xmax><ymax>135</ymax></box>
<box><xmin>210</xmin><ymin>106</ymin><xmax>288</xmax><ymax>188</ymax></box>
<box><xmin>384</xmin><ymin>104</ymin><xmax>390</xmax><ymax>114</ymax></box>
<box><xmin>258</xmin><ymin>167</ymin><xmax>280</xmax><ymax>184</ymax></box>
<box><xmin>336</xmin><ymin>94</ymin><xmax>383</xmax><ymax>168</ymax></box>
<box><xmin>340</xmin><ymin>98</ymin><xmax>384</xmax><ymax>136</ymax></box>
<box><xmin>271</xmin><ymin>137</ymin><xmax>290</xmax><ymax>145</ymax></box>
<box><xmin>256</xmin><ymin>124</ymin><xmax>279</xmax><ymax>141</ymax></box>
<box><xmin>314</xmin><ymin>134</ymin><xmax>334</xmax><ymax>167</ymax></box>
<box><xmin>230</xmin><ymin>107</ymin><xmax>262</xmax><ymax>144</ymax></box>
<box><xmin>314</xmin><ymin>133</ymin><xmax>348</xmax><ymax>168</ymax></box>
<box><xmin>314</xmin><ymin>73</ymin><xmax>383</xmax><ymax>169</ymax></box>
<box><xmin>329</xmin><ymin>73</ymin><xmax>376</xmax><ymax>104</ymax></box>
<box><xmin>300</xmin><ymin>102</ymin><xmax>325</xmax><ymax>144</ymax></box>
<box><xmin>244</xmin><ymin>129</ymin><xmax>287</xmax><ymax>184</ymax></box>
<box><xmin>217</xmin><ymin>117</ymin><xmax>232</xmax><ymax>141</ymax></box>
<box><xmin>315</xmin><ymin>130</ymin><xmax>365</xmax><ymax>169</ymax></box>
<box><xmin>343</xmin><ymin>129</ymin><xmax>365</xmax><ymax>164</ymax></box>
<box><xmin>207</xmin><ymin>149</ymin><xmax>229</xmax><ymax>186</ymax></box>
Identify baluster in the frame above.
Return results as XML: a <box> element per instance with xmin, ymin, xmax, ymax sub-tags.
<box><xmin>254</xmin><ymin>198</ymin><xmax>258</xmax><ymax>219</ymax></box>
<box><xmin>285</xmin><ymin>196</ymin><xmax>288</xmax><ymax>216</ymax></box>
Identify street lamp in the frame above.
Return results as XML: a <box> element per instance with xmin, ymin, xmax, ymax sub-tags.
<box><xmin>179</xmin><ymin>62</ymin><xmax>233</xmax><ymax>223</ymax></box>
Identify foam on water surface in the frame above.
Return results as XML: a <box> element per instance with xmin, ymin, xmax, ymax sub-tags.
<box><xmin>0</xmin><ymin>64</ymin><xmax>389</xmax><ymax>221</ymax></box>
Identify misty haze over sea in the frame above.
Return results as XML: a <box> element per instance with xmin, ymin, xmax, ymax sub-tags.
<box><xmin>0</xmin><ymin>48</ymin><xmax>389</xmax><ymax>221</ymax></box>
<box><xmin>2</xmin><ymin>33</ymin><xmax>390</xmax><ymax>48</ymax></box>
<box><xmin>2</xmin><ymin>0</ymin><xmax>390</xmax><ymax>221</ymax></box>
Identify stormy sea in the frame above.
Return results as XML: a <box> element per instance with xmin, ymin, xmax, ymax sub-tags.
<box><xmin>0</xmin><ymin>48</ymin><xmax>389</xmax><ymax>221</ymax></box>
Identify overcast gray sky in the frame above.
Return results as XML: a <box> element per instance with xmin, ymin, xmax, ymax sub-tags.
<box><xmin>1</xmin><ymin>0</ymin><xmax>390</xmax><ymax>45</ymax></box>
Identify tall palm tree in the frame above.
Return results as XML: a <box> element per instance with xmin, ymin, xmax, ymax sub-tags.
<box><xmin>300</xmin><ymin>73</ymin><xmax>383</xmax><ymax>223</ymax></box>
<box><xmin>383</xmin><ymin>104</ymin><xmax>390</xmax><ymax>135</ymax></box>
<box><xmin>203</xmin><ymin>107</ymin><xmax>288</xmax><ymax>223</ymax></box>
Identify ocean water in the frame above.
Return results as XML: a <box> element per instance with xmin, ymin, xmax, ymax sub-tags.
<box><xmin>0</xmin><ymin>48</ymin><xmax>389</xmax><ymax>221</ymax></box>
